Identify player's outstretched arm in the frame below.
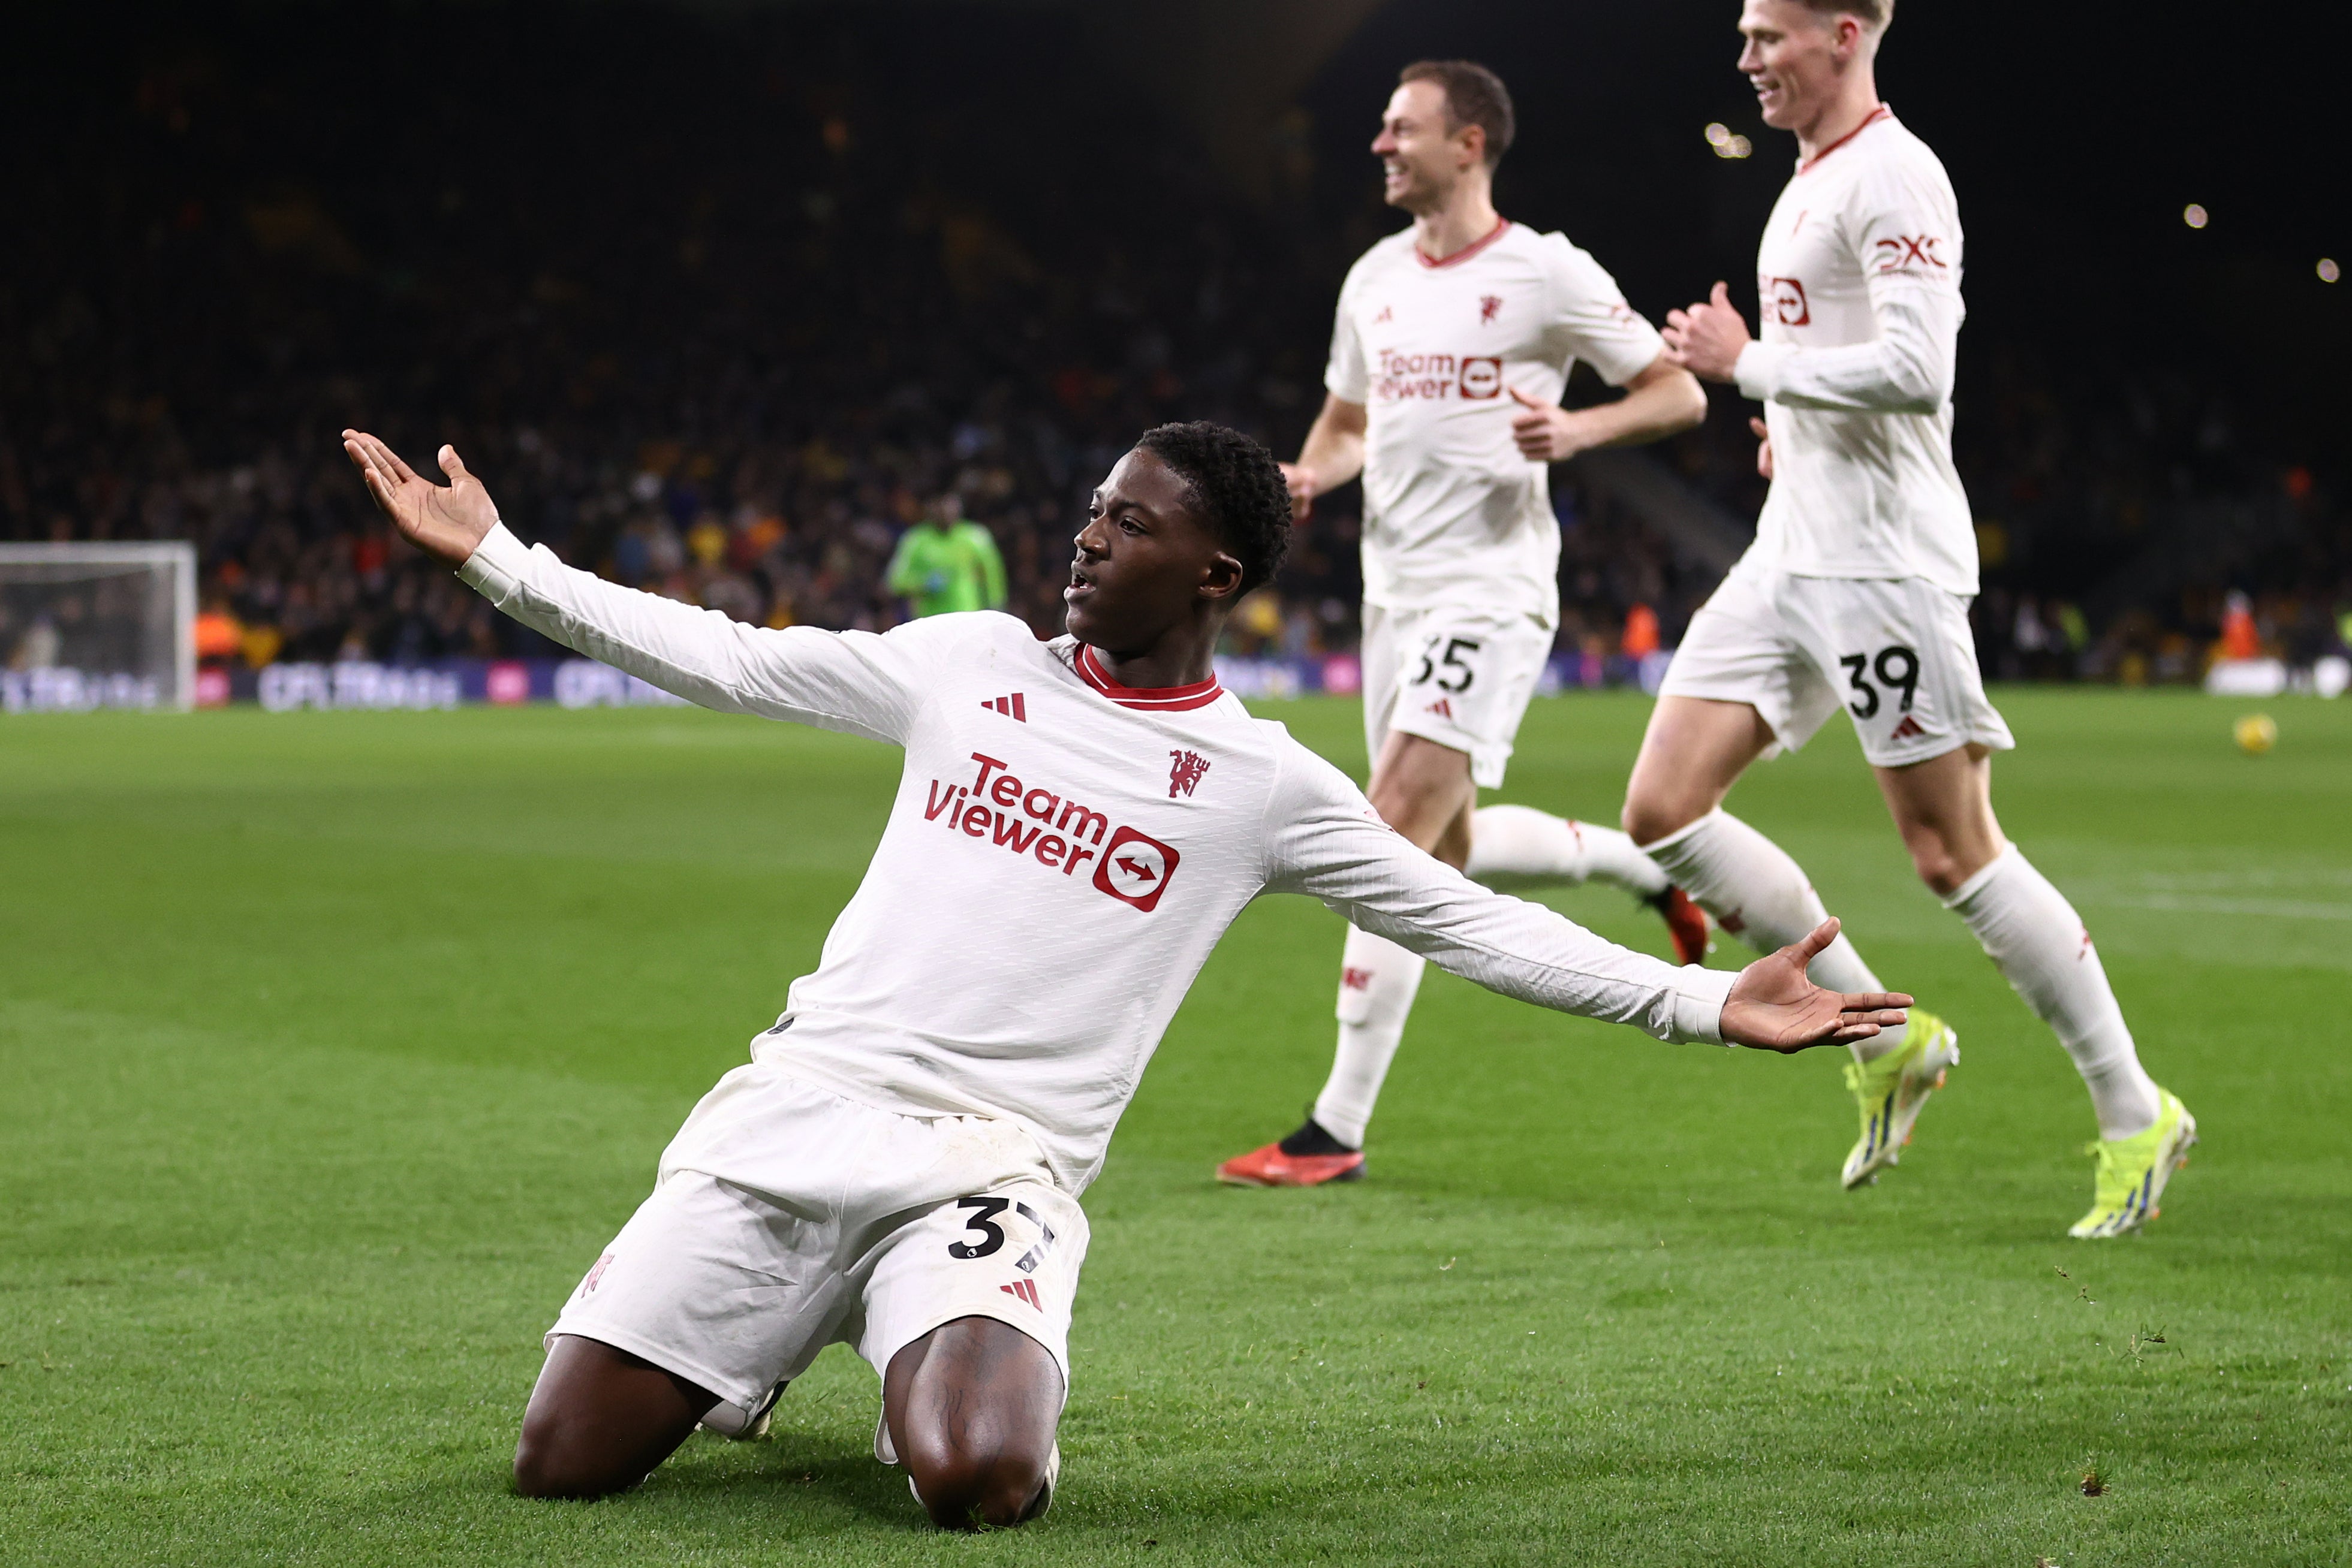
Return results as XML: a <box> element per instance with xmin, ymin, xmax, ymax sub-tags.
<box><xmin>1719</xmin><ymin>918</ymin><xmax>1910</xmax><ymax>1053</ymax></box>
<box><xmin>344</xmin><ymin>430</ymin><xmax>497</xmax><ymax>566</ymax></box>
<box><xmin>1261</xmin><ymin>747</ymin><xmax>1906</xmax><ymax>1051</ymax></box>
<box><xmin>339</xmin><ymin>430</ymin><xmax>931</xmax><ymax>744</ymax></box>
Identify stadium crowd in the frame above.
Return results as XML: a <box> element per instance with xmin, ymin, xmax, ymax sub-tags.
<box><xmin>7</xmin><ymin>5</ymin><xmax>2346</xmax><ymax>686</ymax></box>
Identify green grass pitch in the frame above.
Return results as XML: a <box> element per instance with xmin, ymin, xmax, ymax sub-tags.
<box><xmin>3</xmin><ymin>689</ymin><xmax>2347</xmax><ymax>1565</ymax></box>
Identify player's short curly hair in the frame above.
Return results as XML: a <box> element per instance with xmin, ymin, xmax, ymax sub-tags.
<box><xmin>1134</xmin><ymin>421</ymin><xmax>1291</xmax><ymax>598</ymax></box>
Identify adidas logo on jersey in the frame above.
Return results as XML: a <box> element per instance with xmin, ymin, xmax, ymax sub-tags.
<box><xmin>982</xmin><ymin>693</ymin><xmax>1028</xmax><ymax>721</ymax></box>
<box><xmin>1424</xmin><ymin>697</ymin><xmax>1453</xmax><ymax>720</ymax></box>
<box><xmin>999</xmin><ymin>1277</ymin><xmax>1042</xmax><ymax>1310</ymax></box>
<box><xmin>1889</xmin><ymin>714</ymin><xmax>1926</xmax><ymax>741</ymax></box>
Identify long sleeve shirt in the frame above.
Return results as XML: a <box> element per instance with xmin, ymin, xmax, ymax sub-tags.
<box><xmin>459</xmin><ymin>523</ymin><xmax>1736</xmax><ymax>1192</ymax></box>
<box><xmin>1732</xmin><ymin>108</ymin><xmax>1977</xmax><ymax>595</ymax></box>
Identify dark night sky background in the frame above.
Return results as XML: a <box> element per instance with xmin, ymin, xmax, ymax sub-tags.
<box><xmin>12</xmin><ymin>0</ymin><xmax>2345</xmax><ymax>453</ymax></box>
<box><xmin>9</xmin><ymin>1</ymin><xmax>2342</xmax><ymax>460</ymax></box>
<box><xmin>1303</xmin><ymin>0</ymin><xmax>2348</xmax><ymax>455</ymax></box>
<box><xmin>5</xmin><ymin>0</ymin><xmax>2345</xmax><ymax>658</ymax></box>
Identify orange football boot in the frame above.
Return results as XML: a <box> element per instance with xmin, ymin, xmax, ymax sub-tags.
<box><xmin>1651</xmin><ymin>886</ymin><xmax>1711</xmax><ymax>966</ymax></box>
<box><xmin>1216</xmin><ymin>1118</ymin><xmax>1365</xmax><ymax>1186</ymax></box>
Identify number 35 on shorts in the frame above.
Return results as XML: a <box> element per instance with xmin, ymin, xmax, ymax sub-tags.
<box><xmin>1410</xmin><ymin>634</ymin><xmax>1482</xmax><ymax>694</ymax></box>
<box><xmin>1839</xmin><ymin>644</ymin><xmax>1919</xmax><ymax>721</ymax></box>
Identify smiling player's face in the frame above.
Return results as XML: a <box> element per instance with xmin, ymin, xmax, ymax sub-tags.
<box><xmin>1063</xmin><ymin>448</ymin><xmax>1240</xmax><ymax>657</ymax></box>
<box><xmin>1370</xmin><ymin>80</ymin><xmax>1471</xmax><ymax>215</ymax></box>
<box><xmin>1737</xmin><ymin>0</ymin><xmax>1844</xmax><ymax>131</ymax></box>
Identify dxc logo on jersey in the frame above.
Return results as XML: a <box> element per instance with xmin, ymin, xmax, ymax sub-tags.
<box><xmin>924</xmin><ymin>752</ymin><xmax>1182</xmax><ymax>912</ymax></box>
<box><xmin>1873</xmin><ymin>234</ymin><xmax>1946</xmax><ymax>272</ymax></box>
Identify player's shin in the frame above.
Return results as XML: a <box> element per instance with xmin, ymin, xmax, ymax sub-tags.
<box><xmin>1640</xmin><ymin>809</ymin><xmax>1894</xmax><ymax>1061</ymax></box>
<box><xmin>1467</xmin><ymin>804</ymin><xmax>1669</xmax><ymax>897</ymax></box>
<box><xmin>1311</xmin><ymin>925</ymin><xmax>1428</xmax><ymax>1150</ymax></box>
<box><xmin>1944</xmin><ymin>848</ymin><xmax>2161</xmax><ymax>1140</ymax></box>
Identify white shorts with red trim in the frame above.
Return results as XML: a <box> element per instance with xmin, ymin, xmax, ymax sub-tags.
<box><xmin>546</xmin><ymin>1068</ymin><xmax>1088</xmax><ymax>1429</ymax></box>
<box><xmin>1658</xmin><ymin>565</ymin><xmax>2013</xmax><ymax>768</ymax></box>
<box><xmin>1360</xmin><ymin>602</ymin><xmax>1555</xmax><ymax>789</ymax></box>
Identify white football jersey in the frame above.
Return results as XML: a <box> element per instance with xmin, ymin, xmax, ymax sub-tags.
<box><xmin>1733</xmin><ymin>108</ymin><xmax>1977</xmax><ymax>594</ymax></box>
<box><xmin>1326</xmin><ymin>221</ymin><xmax>1666</xmax><ymax>622</ymax></box>
<box><xmin>459</xmin><ymin>524</ymin><xmax>1736</xmax><ymax>1192</ymax></box>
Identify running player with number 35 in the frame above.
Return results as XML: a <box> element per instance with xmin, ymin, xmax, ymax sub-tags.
<box><xmin>1219</xmin><ymin>60</ymin><xmax>1716</xmax><ymax>1189</ymax></box>
<box><xmin>1646</xmin><ymin>0</ymin><xmax>2194</xmax><ymax>1235</ymax></box>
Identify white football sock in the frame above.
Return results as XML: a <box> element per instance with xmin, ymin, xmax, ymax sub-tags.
<box><xmin>1945</xmin><ymin>848</ymin><xmax>2161</xmax><ymax>1141</ymax></box>
<box><xmin>1309</xmin><ymin>925</ymin><xmax>1426</xmax><ymax>1149</ymax></box>
<box><xmin>1466</xmin><ymin>804</ymin><xmax>1669</xmax><ymax>897</ymax></box>
<box><xmin>1640</xmin><ymin>809</ymin><xmax>1898</xmax><ymax>1061</ymax></box>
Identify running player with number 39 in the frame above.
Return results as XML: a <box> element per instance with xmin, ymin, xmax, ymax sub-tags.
<box><xmin>1218</xmin><ymin>60</ymin><xmax>1717</xmax><ymax>1189</ymax></box>
<box><xmin>1647</xmin><ymin>0</ymin><xmax>2194</xmax><ymax>1236</ymax></box>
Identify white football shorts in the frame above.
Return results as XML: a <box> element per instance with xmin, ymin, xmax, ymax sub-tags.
<box><xmin>1360</xmin><ymin>602</ymin><xmax>1555</xmax><ymax>788</ymax></box>
<box><xmin>1659</xmin><ymin>565</ymin><xmax>2014</xmax><ymax>767</ymax></box>
<box><xmin>546</xmin><ymin>1066</ymin><xmax>1089</xmax><ymax>1430</ymax></box>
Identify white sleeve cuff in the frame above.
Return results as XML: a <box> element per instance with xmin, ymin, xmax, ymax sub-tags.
<box><xmin>1670</xmin><ymin>966</ymin><xmax>1739</xmax><ymax>1045</ymax></box>
<box><xmin>456</xmin><ymin>521</ymin><xmax>527</xmax><ymax>600</ymax></box>
<box><xmin>1733</xmin><ymin>340</ymin><xmax>1795</xmax><ymax>403</ymax></box>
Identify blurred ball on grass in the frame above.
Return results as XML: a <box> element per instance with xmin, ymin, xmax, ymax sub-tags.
<box><xmin>2234</xmin><ymin>713</ymin><xmax>2278</xmax><ymax>754</ymax></box>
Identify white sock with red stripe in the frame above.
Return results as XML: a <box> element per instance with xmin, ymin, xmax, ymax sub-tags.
<box><xmin>1310</xmin><ymin>925</ymin><xmax>1426</xmax><ymax>1150</ymax></box>
<box><xmin>1944</xmin><ymin>848</ymin><xmax>2160</xmax><ymax>1141</ymax></box>
<box><xmin>1639</xmin><ymin>809</ymin><xmax>1897</xmax><ymax>1062</ymax></box>
<box><xmin>1465</xmin><ymin>804</ymin><xmax>1670</xmax><ymax>897</ymax></box>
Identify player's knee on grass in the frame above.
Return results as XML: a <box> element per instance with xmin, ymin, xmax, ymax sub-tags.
<box><xmin>887</xmin><ymin>1317</ymin><xmax>1062</xmax><ymax>1530</ymax></box>
<box><xmin>513</xmin><ymin>1335</ymin><xmax>715</xmax><ymax>1500</ymax></box>
<box><xmin>905</xmin><ymin>1434</ymin><xmax>1053</xmax><ymax>1530</ymax></box>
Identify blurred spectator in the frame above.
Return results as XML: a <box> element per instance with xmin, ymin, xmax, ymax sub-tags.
<box><xmin>5</xmin><ymin>3</ymin><xmax>2344</xmax><ymax>690</ymax></box>
<box><xmin>886</xmin><ymin>493</ymin><xmax>1008</xmax><ymax>619</ymax></box>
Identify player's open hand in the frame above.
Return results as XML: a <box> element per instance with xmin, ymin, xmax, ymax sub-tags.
<box><xmin>1660</xmin><ymin>282</ymin><xmax>1753</xmax><ymax>384</ymax></box>
<box><xmin>1749</xmin><ymin>415</ymin><xmax>1774</xmax><ymax>480</ymax></box>
<box><xmin>341</xmin><ymin>431</ymin><xmax>499</xmax><ymax>568</ymax></box>
<box><xmin>1719</xmin><ymin>918</ymin><xmax>1910</xmax><ymax>1054</ymax></box>
<box><xmin>1507</xmin><ymin>386</ymin><xmax>1590</xmax><ymax>463</ymax></box>
<box><xmin>1278</xmin><ymin>461</ymin><xmax>1318</xmax><ymax>524</ymax></box>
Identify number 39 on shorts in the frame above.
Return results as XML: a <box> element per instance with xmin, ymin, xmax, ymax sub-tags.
<box><xmin>1839</xmin><ymin>644</ymin><xmax>1919</xmax><ymax>720</ymax></box>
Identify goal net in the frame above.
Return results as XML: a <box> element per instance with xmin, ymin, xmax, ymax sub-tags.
<box><xmin>0</xmin><ymin>542</ymin><xmax>197</xmax><ymax>713</ymax></box>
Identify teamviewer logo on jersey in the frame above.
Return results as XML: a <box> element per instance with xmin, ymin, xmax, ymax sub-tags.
<box><xmin>1093</xmin><ymin>825</ymin><xmax>1181</xmax><ymax>912</ymax></box>
<box><xmin>1764</xmin><ymin>276</ymin><xmax>1811</xmax><ymax>326</ymax></box>
<box><xmin>1457</xmin><ymin>356</ymin><xmax>1503</xmax><ymax>399</ymax></box>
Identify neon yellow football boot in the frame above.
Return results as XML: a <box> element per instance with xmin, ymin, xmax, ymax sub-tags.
<box><xmin>1840</xmin><ymin>1009</ymin><xmax>1960</xmax><ymax>1189</ymax></box>
<box><xmin>2070</xmin><ymin>1090</ymin><xmax>2197</xmax><ymax>1239</ymax></box>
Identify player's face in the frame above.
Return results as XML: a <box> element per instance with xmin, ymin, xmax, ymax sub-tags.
<box><xmin>1737</xmin><ymin>0</ymin><xmax>1841</xmax><ymax>129</ymax></box>
<box><xmin>1064</xmin><ymin>449</ymin><xmax>1242</xmax><ymax>654</ymax></box>
<box><xmin>1371</xmin><ymin>81</ymin><xmax>1471</xmax><ymax>213</ymax></box>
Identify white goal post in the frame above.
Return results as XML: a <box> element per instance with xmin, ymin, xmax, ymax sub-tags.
<box><xmin>0</xmin><ymin>541</ymin><xmax>197</xmax><ymax>713</ymax></box>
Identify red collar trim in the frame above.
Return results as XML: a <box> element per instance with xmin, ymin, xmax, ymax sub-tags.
<box><xmin>1415</xmin><ymin>216</ymin><xmax>1511</xmax><ymax>269</ymax></box>
<box><xmin>1074</xmin><ymin>645</ymin><xmax>1225</xmax><ymax>711</ymax></box>
<box><xmin>1798</xmin><ymin>105</ymin><xmax>1892</xmax><ymax>174</ymax></box>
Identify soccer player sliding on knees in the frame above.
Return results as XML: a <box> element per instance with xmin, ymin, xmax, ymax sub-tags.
<box><xmin>342</xmin><ymin>423</ymin><xmax>1907</xmax><ymax>1529</ymax></box>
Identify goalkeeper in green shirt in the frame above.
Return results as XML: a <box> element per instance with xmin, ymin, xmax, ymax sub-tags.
<box><xmin>886</xmin><ymin>494</ymin><xmax>1008</xmax><ymax>617</ymax></box>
